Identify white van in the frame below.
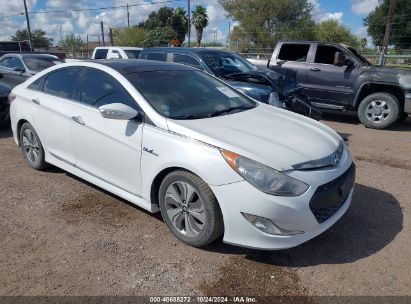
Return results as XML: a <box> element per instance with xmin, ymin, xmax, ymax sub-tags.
<box><xmin>91</xmin><ymin>47</ymin><xmax>143</xmax><ymax>60</ymax></box>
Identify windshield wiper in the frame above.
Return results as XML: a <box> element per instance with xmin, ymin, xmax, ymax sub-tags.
<box><xmin>208</xmin><ymin>105</ymin><xmax>255</xmax><ymax>117</ymax></box>
<box><xmin>171</xmin><ymin>113</ymin><xmax>209</xmax><ymax>120</ymax></box>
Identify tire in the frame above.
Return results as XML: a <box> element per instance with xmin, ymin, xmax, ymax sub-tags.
<box><xmin>159</xmin><ymin>170</ymin><xmax>224</xmax><ymax>247</ymax></box>
<box><xmin>358</xmin><ymin>92</ymin><xmax>400</xmax><ymax>129</ymax></box>
<box><xmin>19</xmin><ymin>122</ymin><xmax>47</xmax><ymax>170</ymax></box>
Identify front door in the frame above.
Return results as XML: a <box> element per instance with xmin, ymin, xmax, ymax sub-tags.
<box><xmin>304</xmin><ymin>44</ymin><xmax>359</xmax><ymax>106</ymax></box>
<box><xmin>70</xmin><ymin>67</ymin><xmax>143</xmax><ymax>196</ymax></box>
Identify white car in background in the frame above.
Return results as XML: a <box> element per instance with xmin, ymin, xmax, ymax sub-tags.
<box><xmin>91</xmin><ymin>47</ymin><xmax>143</xmax><ymax>60</ymax></box>
<box><xmin>9</xmin><ymin>60</ymin><xmax>355</xmax><ymax>250</ymax></box>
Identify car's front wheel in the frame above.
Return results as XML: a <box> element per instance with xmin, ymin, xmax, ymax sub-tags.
<box><xmin>159</xmin><ymin>170</ymin><xmax>224</xmax><ymax>247</ymax></box>
<box><xmin>19</xmin><ymin>122</ymin><xmax>47</xmax><ymax>170</ymax></box>
<box><xmin>358</xmin><ymin>92</ymin><xmax>400</xmax><ymax>129</ymax></box>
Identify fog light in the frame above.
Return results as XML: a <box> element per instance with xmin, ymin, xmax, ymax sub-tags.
<box><xmin>241</xmin><ymin>212</ymin><xmax>304</xmax><ymax>235</ymax></box>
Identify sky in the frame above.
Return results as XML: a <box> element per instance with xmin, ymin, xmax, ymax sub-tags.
<box><xmin>0</xmin><ymin>0</ymin><xmax>380</xmax><ymax>46</ymax></box>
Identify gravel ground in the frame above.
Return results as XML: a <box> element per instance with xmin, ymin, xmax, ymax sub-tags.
<box><xmin>0</xmin><ymin>114</ymin><xmax>410</xmax><ymax>297</ymax></box>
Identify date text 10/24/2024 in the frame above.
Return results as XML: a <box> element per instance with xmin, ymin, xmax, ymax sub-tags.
<box><xmin>149</xmin><ymin>296</ymin><xmax>257</xmax><ymax>303</ymax></box>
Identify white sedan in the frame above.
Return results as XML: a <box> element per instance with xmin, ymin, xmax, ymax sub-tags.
<box><xmin>9</xmin><ymin>60</ymin><xmax>355</xmax><ymax>250</ymax></box>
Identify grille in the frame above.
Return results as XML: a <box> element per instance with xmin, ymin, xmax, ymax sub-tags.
<box><xmin>309</xmin><ymin>163</ymin><xmax>356</xmax><ymax>224</ymax></box>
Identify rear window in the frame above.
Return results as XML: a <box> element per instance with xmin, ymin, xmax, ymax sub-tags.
<box><xmin>145</xmin><ymin>52</ymin><xmax>167</xmax><ymax>61</ymax></box>
<box><xmin>124</xmin><ymin>50</ymin><xmax>141</xmax><ymax>59</ymax></box>
<box><xmin>278</xmin><ymin>44</ymin><xmax>310</xmax><ymax>62</ymax></box>
<box><xmin>94</xmin><ymin>49</ymin><xmax>108</xmax><ymax>59</ymax></box>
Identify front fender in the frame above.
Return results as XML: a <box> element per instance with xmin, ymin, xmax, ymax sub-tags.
<box><xmin>140</xmin><ymin>124</ymin><xmax>243</xmax><ymax>202</ymax></box>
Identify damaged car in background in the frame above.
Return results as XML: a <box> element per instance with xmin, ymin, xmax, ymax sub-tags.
<box><xmin>139</xmin><ymin>48</ymin><xmax>321</xmax><ymax>119</ymax></box>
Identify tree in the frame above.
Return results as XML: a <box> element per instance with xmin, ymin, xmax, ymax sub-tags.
<box><xmin>113</xmin><ymin>26</ymin><xmax>148</xmax><ymax>47</ymax></box>
<box><xmin>314</xmin><ymin>20</ymin><xmax>360</xmax><ymax>48</ymax></box>
<box><xmin>219</xmin><ymin>0</ymin><xmax>315</xmax><ymax>51</ymax></box>
<box><xmin>139</xmin><ymin>6</ymin><xmax>188</xmax><ymax>46</ymax></box>
<box><xmin>191</xmin><ymin>6</ymin><xmax>208</xmax><ymax>47</ymax></box>
<box><xmin>142</xmin><ymin>27</ymin><xmax>176</xmax><ymax>47</ymax></box>
<box><xmin>364</xmin><ymin>0</ymin><xmax>411</xmax><ymax>49</ymax></box>
<box><xmin>12</xmin><ymin>28</ymin><xmax>53</xmax><ymax>49</ymax></box>
<box><xmin>61</xmin><ymin>33</ymin><xmax>83</xmax><ymax>53</ymax></box>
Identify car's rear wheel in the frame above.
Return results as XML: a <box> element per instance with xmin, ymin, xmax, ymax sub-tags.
<box><xmin>358</xmin><ymin>93</ymin><xmax>400</xmax><ymax>129</ymax></box>
<box><xmin>159</xmin><ymin>170</ymin><xmax>224</xmax><ymax>247</ymax></box>
<box><xmin>19</xmin><ymin>122</ymin><xmax>47</xmax><ymax>170</ymax></box>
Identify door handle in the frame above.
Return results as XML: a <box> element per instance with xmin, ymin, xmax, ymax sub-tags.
<box><xmin>310</xmin><ymin>68</ymin><xmax>321</xmax><ymax>72</ymax></box>
<box><xmin>31</xmin><ymin>98</ymin><xmax>40</xmax><ymax>105</ymax></box>
<box><xmin>72</xmin><ymin>116</ymin><xmax>85</xmax><ymax>125</ymax></box>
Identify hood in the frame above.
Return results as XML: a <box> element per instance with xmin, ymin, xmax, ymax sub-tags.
<box><xmin>367</xmin><ymin>66</ymin><xmax>411</xmax><ymax>90</ymax></box>
<box><xmin>166</xmin><ymin>103</ymin><xmax>341</xmax><ymax>171</ymax></box>
<box><xmin>225</xmin><ymin>79</ymin><xmax>273</xmax><ymax>102</ymax></box>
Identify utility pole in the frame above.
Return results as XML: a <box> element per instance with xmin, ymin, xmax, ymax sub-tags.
<box><xmin>380</xmin><ymin>0</ymin><xmax>397</xmax><ymax>65</ymax></box>
<box><xmin>23</xmin><ymin>0</ymin><xmax>33</xmax><ymax>50</ymax></box>
<box><xmin>86</xmin><ymin>35</ymin><xmax>89</xmax><ymax>58</ymax></box>
<box><xmin>100</xmin><ymin>21</ymin><xmax>105</xmax><ymax>46</ymax></box>
<box><xmin>109</xmin><ymin>28</ymin><xmax>114</xmax><ymax>46</ymax></box>
<box><xmin>127</xmin><ymin>3</ymin><xmax>130</xmax><ymax>28</ymax></box>
<box><xmin>228</xmin><ymin>21</ymin><xmax>231</xmax><ymax>50</ymax></box>
<box><xmin>187</xmin><ymin>0</ymin><xmax>191</xmax><ymax>47</ymax></box>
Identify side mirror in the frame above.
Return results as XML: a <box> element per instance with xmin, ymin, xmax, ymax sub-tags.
<box><xmin>109</xmin><ymin>53</ymin><xmax>120</xmax><ymax>59</ymax></box>
<box><xmin>99</xmin><ymin>103</ymin><xmax>140</xmax><ymax>120</ymax></box>
<box><xmin>334</xmin><ymin>52</ymin><xmax>353</xmax><ymax>67</ymax></box>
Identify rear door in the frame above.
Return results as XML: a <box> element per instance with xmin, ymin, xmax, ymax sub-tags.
<box><xmin>304</xmin><ymin>44</ymin><xmax>359</xmax><ymax>106</ymax></box>
<box><xmin>30</xmin><ymin>67</ymin><xmax>83</xmax><ymax>165</ymax></box>
<box><xmin>269</xmin><ymin>42</ymin><xmax>312</xmax><ymax>87</ymax></box>
<box><xmin>70</xmin><ymin>67</ymin><xmax>144</xmax><ymax>195</ymax></box>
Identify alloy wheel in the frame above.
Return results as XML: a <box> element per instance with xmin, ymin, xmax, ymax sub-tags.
<box><xmin>164</xmin><ymin>181</ymin><xmax>206</xmax><ymax>238</ymax></box>
<box><xmin>365</xmin><ymin>99</ymin><xmax>390</xmax><ymax>123</ymax></box>
<box><xmin>22</xmin><ymin>129</ymin><xmax>40</xmax><ymax>164</ymax></box>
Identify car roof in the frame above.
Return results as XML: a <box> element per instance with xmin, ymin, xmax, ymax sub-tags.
<box><xmin>94</xmin><ymin>46</ymin><xmax>143</xmax><ymax>50</ymax></box>
<box><xmin>142</xmin><ymin>47</ymin><xmax>237</xmax><ymax>56</ymax></box>
<box><xmin>0</xmin><ymin>53</ymin><xmax>58</xmax><ymax>59</ymax></box>
<box><xmin>85</xmin><ymin>59</ymin><xmax>195</xmax><ymax>74</ymax></box>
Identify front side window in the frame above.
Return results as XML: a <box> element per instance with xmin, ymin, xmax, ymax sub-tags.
<box><xmin>197</xmin><ymin>52</ymin><xmax>255</xmax><ymax>77</ymax></box>
<box><xmin>315</xmin><ymin>45</ymin><xmax>341</xmax><ymax>65</ymax></box>
<box><xmin>23</xmin><ymin>56</ymin><xmax>62</xmax><ymax>72</ymax></box>
<box><xmin>173</xmin><ymin>54</ymin><xmax>203</xmax><ymax>70</ymax></box>
<box><xmin>43</xmin><ymin>68</ymin><xmax>82</xmax><ymax>99</ymax></box>
<box><xmin>79</xmin><ymin>68</ymin><xmax>138</xmax><ymax>110</ymax></box>
<box><xmin>94</xmin><ymin>49</ymin><xmax>108</xmax><ymax>59</ymax></box>
<box><xmin>278</xmin><ymin>44</ymin><xmax>310</xmax><ymax>62</ymax></box>
<box><xmin>125</xmin><ymin>70</ymin><xmax>255</xmax><ymax>119</ymax></box>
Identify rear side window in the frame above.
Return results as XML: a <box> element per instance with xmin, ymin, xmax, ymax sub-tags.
<box><xmin>28</xmin><ymin>76</ymin><xmax>45</xmax><ymax>91</ymax></box>
<box><xmin>173</xmin><ymin>54</ymin><xmax>203</xmax><ymax>70</ymax></box>
<box><xmin>278</xmin><ymin>44</ymin><xmax>310</xmax><ymax>62</ymax></box>
<box><xmin>94</xmin><ymin>49</ymin><xmax>108</xmax><ymax>59</ymax></box>
<box><xmin>43</xmin><ymin>68</ymin><xmax>82</xmax><ymax>99</ymax></box>
<box><xmin>79</xmin><ymin>68</ymin><xmax>138</xmax><ymax>110</ymax></box>
<box><xmin>315</xmin><ymin>45</ymin><xmax>340</xmax><ymax>65</ymax></box>
<box><xmin>145</xmin><ymin>52</ymin><xmax>167</xmax><ymax>61</ymax></box>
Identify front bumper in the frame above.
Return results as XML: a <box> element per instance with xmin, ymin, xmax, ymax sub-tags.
<box><xmin>211</xmin><ymin>151</ymin><xmax>354</xmax><ymax>250</ymax></box>
<box><xmin>404</xmin><ymin>93</ymin><xmax>411</xmax><ymax>114</ymax></box>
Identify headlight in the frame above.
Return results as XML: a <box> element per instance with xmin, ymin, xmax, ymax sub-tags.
<box><xmin>220</xmin><ymin>149</ymin><xmax>309</xmax><ymax>196</ymax></box>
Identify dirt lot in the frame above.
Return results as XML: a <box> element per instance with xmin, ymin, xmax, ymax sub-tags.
<box><xmin>0</xmin><ymin>114</ymin><xmax>410</xmax><ymax>298</ymax></box>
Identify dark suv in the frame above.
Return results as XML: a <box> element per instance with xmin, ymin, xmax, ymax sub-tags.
<box><xmin>269</xmin><ymin>41</ymin><xmax>411</xmax><ymax>129</ymax></box>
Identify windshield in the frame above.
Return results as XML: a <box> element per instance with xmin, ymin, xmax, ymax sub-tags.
<box><xmin>125</xmin><ymin>70</ymin><xmax>256</xmax><ymax>120</ymax></box>
<box><xmin>198</xmin><ymin>52</ymin><xmax>256</xmax><ymax>77</ymax></box>
<box><xmin>124</xmin><ymin>50</ymin><xmax>141</xmax><ymax>59</ymax></box>
<box><xmin>348</xmin><ymin>47</ymin><xmax>372</xmax><ymax>66</ymax></box>
<box><xmin>23</xmin><ymin>56</ymin><xmax>62</xmax><ymax>71</ymax></box>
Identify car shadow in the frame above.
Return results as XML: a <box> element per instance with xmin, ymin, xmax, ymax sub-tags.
<box><xmin>204</xmin><ymin>183</ymin><xmax>403</xmax><ymax>266</ymax></box>
<box><xmin>0</xmin><ymin>125</ymin><xmax>12</xmax><ymax>139</ymax></box>
<box><xmin>321</xmin><ymin>111</ymin><xmax>411</xmax><ymax>131</ymax></box>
